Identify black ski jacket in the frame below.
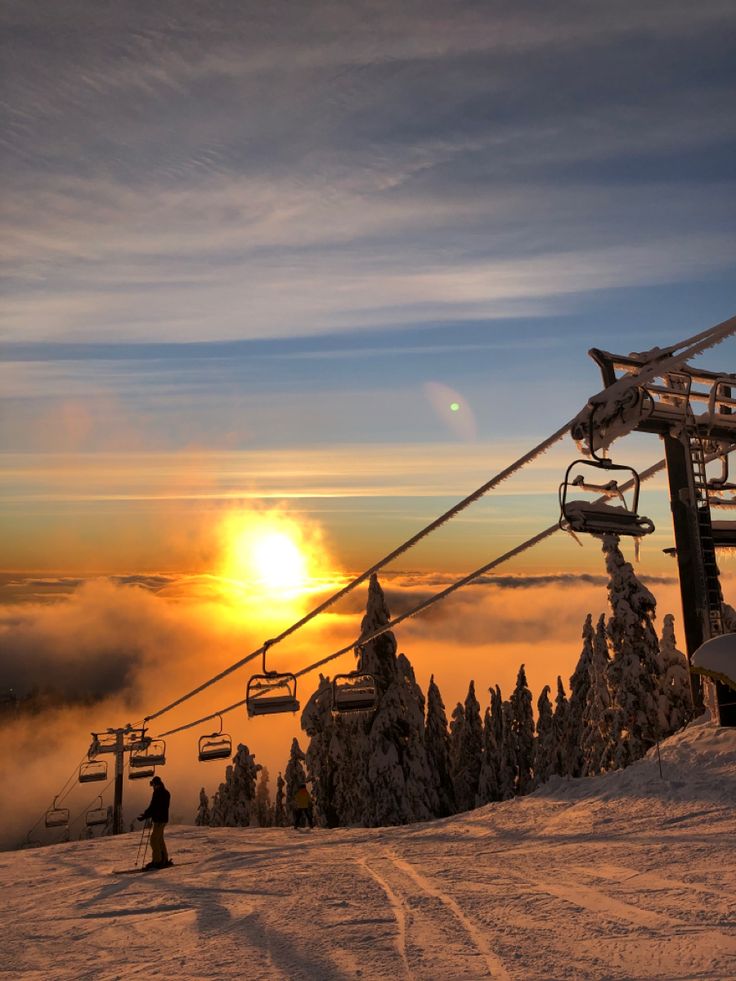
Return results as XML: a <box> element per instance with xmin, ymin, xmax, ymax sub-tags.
<box><xmin>141</xmin><ymin>785</ymin><xmax>170</xmax><ymax>824</ymax></box>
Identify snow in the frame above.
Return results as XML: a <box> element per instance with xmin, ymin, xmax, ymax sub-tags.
<box><xmin>692</xmin><ymin>634</ymin><xmax>736</xmax><ymax>691</ymax></box>
<box><xmin>3</xmin><ymin>721</ymin><xmax>735</xmax><ymax>980</ymax></box>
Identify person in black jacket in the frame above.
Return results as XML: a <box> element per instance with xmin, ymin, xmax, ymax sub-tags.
<box><xmin>138</xmin><ymin>775</ymin><xmax>171</xmax><ymax>869</ymax></box>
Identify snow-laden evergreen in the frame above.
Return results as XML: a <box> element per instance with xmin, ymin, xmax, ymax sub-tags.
<box><xmin>284</xmin><ymin>738</ymin><xmax>308</xmax><ymax>816</ymax></box>
<box><xmin>451</xmin><ymin>681</ymin><xmax>483</xmax><ymax>812</ymax></box>
<box><xmin>302</xmin><ymin>574</ymin><xmax>436</xmax><ymax>827</ymax></box>
<box><xmin>209</xmin><ymin>744</ymin><xmax>261</xmax><ymax>827</ymax></box>
<box><xmin>602</xmin><ymin>534</ymin><xmax>665</xmax><ymax>768</ymax></box>
<box><xmin>195</xmin><ymin>788</ymin><xmax>210</xmax><ymax>827</ymax></box>
<box><xmin>425</xmin><ymin>675</ymin><xmax>456</xmax><ymax>817</ymax></box>
<box><xmin>533</xmin><ymin>685</ymin><xmax>556</xmax><ymax>787</ymax></box>
<box><xmin>552</xmin><ymin>677</ymin><xmax>569</xmax><ymax>777</ymax></box>
<box><xmin>274</xmin><ymin>773</ymin><xmax>286</xmax><ymax>827</ymax></box>
<box><xmin>476</xmin><ymin>706</ymin><xmax>500</xmax><ymax>805</ymax></box>
<box><xmin>567</xmin><ymin>613</ymin><xmax>595</xmax><ymax>777</ymax></box>
<box><xmin>510</xmin><ymin>664</ymin><xmax>535</xmax><ymax>795</ymax></box>
<box><xmin>658</xmin><ymin>613</ymin><xmax>694</xmax><ymax>734</ymax></box>
<box><xmin>255</xmin><ymin>767</ymin><xmax>273</xmax><ymax>827</ymax></box>
<box><xmin>500</xmin><ymin>698</ymin><xmax>517</xmax><ymax>800</ymax></box>
<box><xmin>580</xmin><ymin>613</ymin><xmax>613</xmax><ymax>775</ymax></box>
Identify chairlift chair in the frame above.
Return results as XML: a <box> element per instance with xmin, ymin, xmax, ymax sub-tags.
<box><xmin>85</xmin><ymin>797</ymin><xmax>108</xmax><ymax>827</ymax></box>
<box><xmin>128</xmin><ymin>764</ymin><xmax>155</xmax><ymax>780</ymax></box>
<box><xmin>45</xmin><ymin>797</ymin><xmax>70</xmax><ymax>829</ymax></box>
<box><xmin>129</xmin><ymin>736</ymin><xmax>166</xmax><ymax>768</ymax></box>
<box><xmin>331</xmin><ymin>646</ymin><xmax>378</xmax><ymax>714</ymax></box>
<box><xmin>246</xmin><ymin>640</ymin><xmax>300</xmax><ymax>717</ymax></box>
<box><xmin>559</xmin><ymin>458</ymin><xmax>654</xmax><ymax>538</ymax></box>
<box><xmin>198</xmin><ymin>715</ymin><xmax>233</xmax><ymax>762</ymax></box>
<box><xmin>78</xmin><ymin>759</ymin><xmax>108</xmax><ymax>784</ymax></box>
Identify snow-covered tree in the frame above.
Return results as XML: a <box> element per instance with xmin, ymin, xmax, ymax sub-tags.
<box><xmin>510</xmin><ymin>665</ymin><xmax>534</xmax><ymax>795</ymax></box>
<box><xmin>533</xmin><ymin>685</ymin><xmax>556</xmax><ymax>787</ymax></box>
<box><xmin>603</xmin><ymin>534</ymin><xmax>664</xmax><ymax>768</ymax></box>
<box><xmin>580</xmin><ymin>613</ymin><xmax>613</xmax><ymax>776</ymax></box>
<box><xmin>195</xmin><ymin>787</ymin><xmax>210</xmax><ymax>827</ymax></box>
<box><xmin>301</xmin><ymin>676</ymin><xmax>340</xmax><ymax>827</ymax></box>
<box><xmin>500</xmin><ymin>698</ymin><xmax>517</xmax><ymax>799</ymax></box>
<box><xmin>274</xmin><ymin>773</ymin><xmax>286</xmax><ymax>827</ymax></box>
<box><xmin>658</xmin><ymin>614</ymin><xmax>693</xmax><ymax>734</ymax></box>
<box><xmin>284</xmin><ymin>737</ymin><xmax>308</xmax><ymax>810</ymax></box>
<box><xmin>255</xmin><ymin>767</ymin><xmax>273</xmax><ymax>827</ymax></box>
<box><xmin>567</xmin><ymin>614</ymin><xmax>595</xmax><ymax>777</ymax></box>
<box><xmin>301</xmin><ymin>574</ymin><xmax>436</xmax><ymax>827</ymax></box>
<box><xmin>209</xmin><ymin>744</ymin><xmax>261</xmax><ymax>827</ymax></box>
<box><xmin>476</xmin><ymin>706</ymin><xmax>500</xmax><ymax>805</ymax></box>
<box><xmin>451</xmin><ymin>681</ymin><xmax>483</xmax><ymax>812</ymax></box>
<box><xmin>552</xmin><ymin>677</ymin><xmax>569</xmax><ymax>777</ymax></box>
<box><xmin>424</xmin><ymin>674</ymin><xmax>456</xmax><ymax>817</ymax></box>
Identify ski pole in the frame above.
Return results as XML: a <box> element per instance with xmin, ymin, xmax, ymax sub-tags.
<box><xmin>135</xmin><ymin>820</ymin><xmax>151</xmax><ymax>868</ymax></box>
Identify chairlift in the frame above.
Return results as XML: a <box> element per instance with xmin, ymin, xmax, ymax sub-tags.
<box><xmin>246</xmin><ymin>640</ymin><xmax>300</xmax><ymax>717</ymax></box>
<box><xmin>559</xmin><ymin>458</ymin><xmax>654</xmax><ymax>538</ymax></box>
<box><xmin>198</xmin><ymin>715</ymin><xmax>233</xmax><ymax>762</ymax></box>
<box><xmin>332</xmin><ymin>646</ymin><xmax>378</xmax><ymax>715</ymax></box>
<box><xmin>45</xmin><ymin>797</ymin><xmax>70</xmax><ymax>829</ymax></box>
<box><xmin>128</xmin><ymin>764</ymin><xmax>155</xmax><ymax>781</ymax></box>
<box><xmin>129</xmin><ymin>734</ymin><xmax>166</xmax><ymax>768</ymax></box>
<box><xmin>21</xmin><ymin>831</ymin><xmax>42</xmax><ymax>849</ymax></box>
<box><xmin>85</xmin><ymin>797</ymin><xmax>108</xmax><ymax>827</ymax></box>
<box><xmin>79</xmin><ymin>759</ymin><xmax>108</xmax><ymax>784</ymax></box>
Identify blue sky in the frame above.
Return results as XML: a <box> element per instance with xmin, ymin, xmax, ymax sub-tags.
<box><xmin>1</xmin><ymin>0</ymin><xmax>735</xmax><ymax>571</ymax></box>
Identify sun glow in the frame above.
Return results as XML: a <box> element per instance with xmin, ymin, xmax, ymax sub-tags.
<box><xmin>218</xmin><ymin>509</ymin><xmax>329</xmax><ymax>604</ymax></box>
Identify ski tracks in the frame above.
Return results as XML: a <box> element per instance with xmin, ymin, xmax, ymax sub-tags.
<box><xmin>358</xmin><ymin>850</ymin><xmax>510</xmax><ymax>980</ymax></box>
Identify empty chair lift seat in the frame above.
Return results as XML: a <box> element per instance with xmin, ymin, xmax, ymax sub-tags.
<box><xmin>562</xmin><ymin>499</ymin><xmax>654</xmax><ymax>537</ymax></box>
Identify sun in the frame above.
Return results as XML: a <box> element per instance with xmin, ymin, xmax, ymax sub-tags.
<box><xmin>218</xmin><ymin>510</ymin><xmax>321</xmax><ymax>601</ymax></box>
<box><xmin>248</xmin><ymin>530</ymin><xmax>307</xmax><ymax>592</ymax></box>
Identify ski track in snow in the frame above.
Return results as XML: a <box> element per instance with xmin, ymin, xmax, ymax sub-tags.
<box><xmin>2</xmin><ymin>722</ymin><xmax>736</xmax><ymax>980</ymax></box>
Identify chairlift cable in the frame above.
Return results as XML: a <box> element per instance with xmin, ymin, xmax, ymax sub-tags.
<box><xmin>23</xmin><ymin>750</ymin><xmax>90</xmax><ymax>840</ymax></box>
<box><xmin>155</xmin><ymin>458</ymin><xmax>666</xmax><ymax>739</ymax></box>
<box><xmin>144</xmin><ymin>417</ymin><xmax>577</xmax><ymax>725</ymax></box>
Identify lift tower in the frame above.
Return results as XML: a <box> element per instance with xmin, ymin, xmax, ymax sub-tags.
<box><xmin>574</xmin><ymin>348</ymin><xmax>736</xmax><ymax>725</ymax></box>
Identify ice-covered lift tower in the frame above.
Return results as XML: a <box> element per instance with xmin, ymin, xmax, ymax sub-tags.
<box><xmin>570</xmin><ymin>314</ymin><xmax>736</xmax><ymax>726</ymax></box>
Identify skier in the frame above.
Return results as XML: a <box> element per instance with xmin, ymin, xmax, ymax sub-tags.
<box><xmin>138</xmin><ymin>775</ymin><xmax>171</xmax><ymax>869</ymax></box>
<box><xmin>292</xmin><ymin>782</ymin><xmax>314</xmax><ymax>830</ymax></box>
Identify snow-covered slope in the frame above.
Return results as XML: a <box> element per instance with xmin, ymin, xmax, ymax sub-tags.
<box><xmin>3</xmin><ymin>720</ymin><xmax>735</xmax><ymax>981</ymax></box>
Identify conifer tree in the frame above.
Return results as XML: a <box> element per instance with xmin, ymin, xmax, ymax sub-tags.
<box><xmin>301</xmin><ymin>676</ymin><xmax>340</xmax><ymax>827</ymax></box>
<box><xmin>274</xmin><ymin>773</ymin><xmax>286</xmax><ymax>827</ymax></box>
<box><xmin>476</xmin><ymin>706</ymin><xmax>500</xmax><ymax>805</ymax></box>
<box><xmin>449</xmin><ymin>700</ymin><xmax>465</xmax><ymax>782</ymax></box>
<box><xmin>284</xmin><ymin>737</ymin><xmax>308</xmax><ymax>813</ymax></box>
<box><xmin>533</xmin><ymin>685</ymin><xmax>556</xmax><ymax>787</ymax></box>
<box><xmin>451</xmin><ymin>681</ymin><xmax>483</xmax><ymax>811</ymax></box>
<box><xmin>567</xmin><ymin>614</ymin><xmax>595</xmax><ymax>777</ymax></box>
<box><xmin>500</xmin><ymin>698</ymin><xmax>517</xmax><ymax>799</ymax></box>
<box><xmin>195</xmin><ymin>788</ymin><xmax>210</xmax><ymax>826</ymax></box>
<box><xmin>510</xmin><ymin>664</ymin><xmax>535</xmax><ymax>795</ymax></box>
<box><xmin>602</xmin><ymin>534</ymin><xmax>664</xmax><ymax>768</ymax></box>
<box><xmin>209</xmin><ymin>744</ymin><xmax>260</xmax><ymax>826</ymax></box>
<box><xmin>425</xmin><ymin>675</ymin><xmax>456</xmax><ymax>816</ymax></box>
<box><xmin>580</xmin><ymin>614</ymin><xmax>613</xmax><ymax>775</ymax></box>
<box><xmin>255</xmin><ymin>767</ymin><xmax>273</xmax><ymax>827</ymax></box>
<box><xmin>658</xmin><ymin>614</ymin><xmax>693</xmax><ymax>734</ymax></box>
<box><xmin>552</xmin><ymin>677</ymin><xmax>569</xmax><ymax>777</ymax></box>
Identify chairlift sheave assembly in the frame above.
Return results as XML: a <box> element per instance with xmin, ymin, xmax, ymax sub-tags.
<box><xmin>78</xmin><ymin>759</ymin><xmax>108</xmax><ymax>783</ymax></box>
<box><xmin>246</xmin><ymin>640</ymin><xmax>300</xmax><ymax>717</ymax></box>
<box><xmin>45</xmin><ymin>797</ymin><xmax>70</xmax><ymax>829</ymax></box>
<box><xmin>198</xmin><ymin>715</ymin><xmax>233</xmax><ymax>762</ymax></box>
<box><xmin>331</xmin><ymin>645</ymin><xmax>378</xmax><ymax>715</ymax></box>
<box><xmin>85</xmin><ymin>797</ymin><xmax>108</xmax><ymax>827</ymax></box>
<box><xmin>559</xmin><ymin>457</ymin><xmax>655</xmax><ymax>538</ymax></box>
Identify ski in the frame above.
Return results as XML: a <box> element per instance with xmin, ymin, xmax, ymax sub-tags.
<box><xmin>111</xmin><ymin>860</ymin><xmax>191</xmax><ymax>875</ymax></box>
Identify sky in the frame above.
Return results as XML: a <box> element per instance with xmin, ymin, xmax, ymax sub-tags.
<box><xmin>1</xmin><ymin>0</ymin><xmax>736</xmax><ymax>844</ymax></box>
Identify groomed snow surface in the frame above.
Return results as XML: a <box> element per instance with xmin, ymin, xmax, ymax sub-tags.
<box><xmin>4</xmin><ymin>721</ymin><xmax>735</xmax><ymax>981</ymax></box>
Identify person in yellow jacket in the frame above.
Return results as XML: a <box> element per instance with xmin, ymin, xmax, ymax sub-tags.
<box><xmin>292</xmin><ymin>782</ymin><xmax>314</xmax><ymax>830</ymax></box>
